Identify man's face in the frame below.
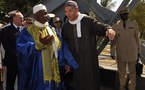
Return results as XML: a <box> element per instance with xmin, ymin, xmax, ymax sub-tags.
<box><xmin>53</xmin><ymin>17</ymin><xmax>62</xmax><ymax>29</ymax></box>
<box><xmin>34</xmin><ymin>10</ymin><xmax>48</xmax><ymax>24</ymax></box>
<box><xmin>65</xmin><ymin>6</ymin><xmax>78</xmax><ymax>21</ymax></box>
<box><xmin>119</xmin><ymin>13</ymin><xmax>129</xmax><ymax>21</ymax></box>
<box><xmin>13</xmin><ymin>12</ymin><xmax>24</xmax><ymax>26</ymax></box>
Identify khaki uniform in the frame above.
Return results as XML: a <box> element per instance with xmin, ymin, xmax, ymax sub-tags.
<box><xmin>112</xmin><ymin>20</ymin><xmax>140</xmax><ymax>90</ymax></box>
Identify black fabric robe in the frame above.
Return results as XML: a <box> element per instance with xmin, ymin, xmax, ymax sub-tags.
<box><xmin>62</xmin><ymin>16</ymin><xmax>111</xmax><ymax>90</ymax></box>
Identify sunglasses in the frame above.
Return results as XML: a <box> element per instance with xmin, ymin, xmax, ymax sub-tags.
<box><xmin>54</xmin><ymin>21</ymin><xmax>61</xmax><ymax>24</ymax></box>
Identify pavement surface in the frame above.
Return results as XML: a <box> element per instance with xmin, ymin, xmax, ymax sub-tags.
<box><xmin>99</xmin><ymin>44</ymin><xmax>145</xmax><ymax>90</ymax></box>
<box><xmin>99</xmin><ymin>44</ymin><xmax>145</xmax><ymax>76</ymax></box>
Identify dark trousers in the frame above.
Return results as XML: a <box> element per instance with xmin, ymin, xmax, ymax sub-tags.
<box><xmin>6</xmin><ymin>65</ymin><xmax>18</xmax><ymax>90</ymax></box>
<box><xmin>59</xmin><ymin>66</ymin><xmax>74</xmax><ymax>90</ymax></box>
<box><xmin>63</xmin><ymin>71</ymin><xmax>74</xmax><ymax>90</ymax></box>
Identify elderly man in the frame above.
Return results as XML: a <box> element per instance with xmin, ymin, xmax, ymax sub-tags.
<box><xmin>62</xmin><ymin>1</ymin><xmax>115</xmax><ymax>90</ymax></box>
<box><xmin>16</xmin><ymin>4</ymin><xmax>61</xmax><ymax>90</ymax></box>
<box><xmin>1</xmin><ymin>10</ymin><xmax>24</xmax><ymax>90</ymax></box>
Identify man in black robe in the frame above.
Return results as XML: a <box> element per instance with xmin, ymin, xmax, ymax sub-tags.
<box><xmin>62</xmin><ymin>1</ymin><xmax>115</xmax><ymax>90</ymax></box>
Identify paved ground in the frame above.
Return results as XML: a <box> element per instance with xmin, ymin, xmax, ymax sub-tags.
<box><xmin>99</xmin><ymin>44</ymin><xmax>145</xmax><ymax>90</ymax></box>
<box><xmin>99</xmin><ymin>44</ymin><xmax>145</xmax><ymax>76</ymax></box>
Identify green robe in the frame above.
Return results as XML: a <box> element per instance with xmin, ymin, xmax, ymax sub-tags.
<box><xmin>27</xmin><ymin>24</ymin><xmax>61</xmax><ymax>83</ymax></box>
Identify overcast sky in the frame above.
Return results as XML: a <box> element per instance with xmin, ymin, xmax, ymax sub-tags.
<box><xmin>97</xmin><ymin>0</ymin><xmax>123</xmax><ymax>11</ymax></box>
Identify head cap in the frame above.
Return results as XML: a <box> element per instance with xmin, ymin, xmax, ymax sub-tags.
<box><xmin>119</xmin><ymin>7</ymin><xmax>129</xmax><ymax>14</ymax></box>
<box><xmin>33</xmin><ymin>4</ymin><xmax>47</xmax><ymax>14</ymax></box>
<box><xmin>65</xmin><ymin>0</ymin><xmax>78</xmax><ymax>8</ymax></box>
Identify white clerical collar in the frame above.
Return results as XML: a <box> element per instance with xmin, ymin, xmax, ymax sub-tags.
<box><xmin>69</xmin><ymin>12</ymin><xmax>86</xmax><ymax>37</ymax></box>
<box><xmin>34</xmin><ymin>20</ymin><xmax>49</xmax><ymax>27</ymax></box>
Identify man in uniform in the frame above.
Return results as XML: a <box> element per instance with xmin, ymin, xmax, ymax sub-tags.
<box><xmin>112</xmin><ymin>7</ymin><xmax>140</xmax><ymax>90</ymax></box>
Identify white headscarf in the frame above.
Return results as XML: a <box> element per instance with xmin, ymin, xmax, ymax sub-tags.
<box><xmin>69</xmin><ymin>12</ymin><xmax>86</xmax><ymax>37</ymax></box>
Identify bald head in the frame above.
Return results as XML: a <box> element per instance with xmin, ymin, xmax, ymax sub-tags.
<box><xmin>53</xmin><ymin>17</ymin><xmax>61</xmax><ymax>22</ymax></box>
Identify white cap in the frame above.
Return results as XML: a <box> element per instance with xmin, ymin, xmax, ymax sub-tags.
<box><xmin>46</xmin><ymin>13</ymin><xmax>55</xmax><ymax>18</ymax></box>
<box><xmin>33</xmin><ymin>4</ymin><xmax>47</xmax><ymax>14</ymax></box>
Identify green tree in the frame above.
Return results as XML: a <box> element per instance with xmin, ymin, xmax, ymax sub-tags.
<box><xmin>129</xmin><ymin>1</ymin><xmax>145</xmax><ymax>39</ymax></box>
<box><xmin>0</xmin><ymin>0</ymin><xmax>4</xmax><ymax>10</ymax></box>
<box><xmin>0</xmin><ymin>0</ymin><xmax>40</xmax><ymax>23</ymax></box>
<box><xmin>100</xmin><ymin>0</ymin><xmax>116</xmax><ymax>10</ymax></box>
<box><xmin>0</xmin><ymin>0</ymin><xmax>40</xmax><ymax>15</ymax></box>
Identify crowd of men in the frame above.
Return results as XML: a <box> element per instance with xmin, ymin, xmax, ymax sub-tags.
<box><xmin>0</xmin><ymin>0</ymin><xmax>140</xmax><ymax>90</ymax></box>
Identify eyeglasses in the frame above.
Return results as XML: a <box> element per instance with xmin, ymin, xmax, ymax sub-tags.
<box><xmin>54</xmin><ymin>21</ymin><xmax>61</xmax><ymax>24</ymax></box>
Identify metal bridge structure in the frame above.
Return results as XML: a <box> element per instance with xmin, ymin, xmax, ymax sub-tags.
<box><xmin>31</xmin><ymin>0</ymin><xmax>144</xmax><ymax>60</ymax></box>
<box><xmin>0</xmin><ymin>0</ymin><xmax>142</xmax><ymax>90</ymax></box>
<box><xmin>37</xmin><ymin>1</ymin><xmax>145</xmax><ymax>89</ymax></box>
<box><xmin>0</xmin><ymin>0</ymin><xmax>144</xmax><ymax>90</ymax></box>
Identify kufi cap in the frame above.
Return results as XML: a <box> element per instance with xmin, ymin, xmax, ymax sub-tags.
<box><xmin>119</xmin><ymin>7</ymin><xmax>129</xmax><ymax>14</ymax></box>
<box><xmin>65</xmin><ymin>0</ymin><xmax>78</xmax><ymax>8</ymax></box>
<box><xmin>33</xmin><ymin>4</ymin><xmax>47</xmax><ymax>14</ymax></box>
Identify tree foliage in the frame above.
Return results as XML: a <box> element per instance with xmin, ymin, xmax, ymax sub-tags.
<box><xmin>100</xmin><ymin>0</ymin><xmax>116</xmax><ymax>10</ymax></box>
<box><xmin>0</xmin><ymin>0</ymin><xmax>40</xmax><ymax>15</ymax></box>
<box><xmin>129</xmin><ymin>1</ymin><xmax>145</xmax><ymax>38</ymax></box>
<box><xmin>0</xmin><ymin>0</ymin><xmax>4</xmax><ymax>10</ymax></box>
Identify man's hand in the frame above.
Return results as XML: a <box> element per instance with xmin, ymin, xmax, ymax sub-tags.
<box><xmin>64</xmin><ymin>65</ymin><xmax>70</xmax><ymax>74</ymax></box>
<box><xmin>39</xmin><ymin>32</ymin><xmax>54</xmax><ymax>45</ymax></box>
<box><xmin>106</xmin><ymin>29</ymin><xmax>116</xmax><ymax>40</ymax></box>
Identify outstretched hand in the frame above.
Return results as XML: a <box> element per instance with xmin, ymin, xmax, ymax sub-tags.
<box><xmin>106</xmin><ymin>29</ymin><xmax>116</xmax><ymax>40</ymax></box>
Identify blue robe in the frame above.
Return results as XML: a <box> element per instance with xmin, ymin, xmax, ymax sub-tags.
<box><xmin>17</xmin><ymin>28</ymin><xmax>78</xmax><ymax>90</ymax></box>
<box><xmin>17</xmin><ymin>28</ymin><xmax>57</xmax><ymax>90</ymax></box>
<box><xmin>55</xmin><ymin>28</ymin><xmax>79</xmax><ymax>90</ymax></box>
<box><xmin>56</xmin><ymin>28</ymin><xmax>78</xmax><ymax>69</ymax></box>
